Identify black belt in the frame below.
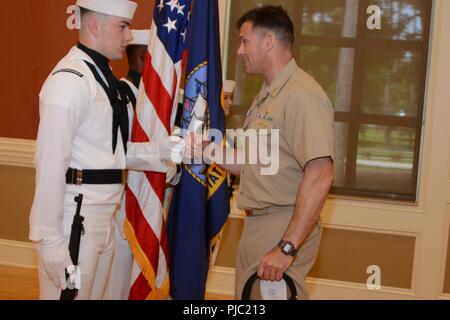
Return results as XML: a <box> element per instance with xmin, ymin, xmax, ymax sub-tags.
<box><xmin>66</xmin><ymin>168</ymin><xmax>127</xmax><ymax>185</ymax></box>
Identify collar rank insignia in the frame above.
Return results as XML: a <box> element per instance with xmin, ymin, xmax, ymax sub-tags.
<box><xmin>256</xmin><ymin>109</ymin><xmax>273</xmax><ymax>122</ymax></box>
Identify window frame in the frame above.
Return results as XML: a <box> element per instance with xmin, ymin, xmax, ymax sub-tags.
<box><xmin>226</xmin><ymin>0</ymin><xmax>433</xmax><ymax>202</ymax></box>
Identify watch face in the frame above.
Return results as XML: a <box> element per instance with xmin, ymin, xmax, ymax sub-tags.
<box><xmin>282</xmin><ymin>243</ymin><xmax>293</xmax><ymax>253</ymax></box>
<box><xmin>279</xmin><ymin>240</ymin><xmax>296</xmax><ymax>256</ymax></box>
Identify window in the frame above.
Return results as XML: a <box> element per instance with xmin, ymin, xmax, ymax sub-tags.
<box><xmin>226</xmin><ymin>0</ymin><xmax>432</xmax><ymax>201</ymax></box>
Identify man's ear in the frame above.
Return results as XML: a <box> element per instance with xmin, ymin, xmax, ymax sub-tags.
<box><xmin>265</xmin><ymin>31</ymin><xmax>276</xmax><ymax>51</ymax></box>
<box><xmin>87</xmin><ymin>16</ymin><xmax>101</xmax><ymax>38</ymax></box>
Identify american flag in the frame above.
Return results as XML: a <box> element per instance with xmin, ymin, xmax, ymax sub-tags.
<box><xmin>124</xmin><ymin>0</ymin><xmax>192</xmax><ymax>300</ymax></box>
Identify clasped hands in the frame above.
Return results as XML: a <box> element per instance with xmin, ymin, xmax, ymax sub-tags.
<box><xmin>156</xmin><ymin>133</ymin><xmax>216</xmax><ymax>184</ymax></box>
<box><xmin>183</xmin><ymin>132</ymin><xmax>220</xmax><ymax>164</ymax></box>
<box><xmin>160</xmin><ymin>132</ymin><xmax>218</xmax><ymax>165</ymax></box>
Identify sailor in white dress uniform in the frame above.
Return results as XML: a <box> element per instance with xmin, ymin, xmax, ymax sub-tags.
<box><xmin>29</xmin><ymin>0</ymin><xmax>185</xmax><ymax>300</ymax></box>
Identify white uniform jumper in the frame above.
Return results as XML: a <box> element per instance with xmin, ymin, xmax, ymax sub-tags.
<box><xmin>30</xmin><ymin>45</ymin><xmax>166</xmax><ymax>300</ymax></box>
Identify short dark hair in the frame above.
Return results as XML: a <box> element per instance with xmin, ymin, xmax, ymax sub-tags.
<box><xmin>79</xmin><ymin>7</ymin><xmax>91</xmax><ymax>18</ymax></box>
<box><xmin>236</xmin><ymin>6</ymin><xmax>294</xmax><ymax>46</ymax></box>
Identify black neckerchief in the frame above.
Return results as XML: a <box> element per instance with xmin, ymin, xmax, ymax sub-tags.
<box><xmin>77</xmin><ymin>43</ymin><xmax>129</xmax><ymax>154</ymax></box>
<box><xmin>77</xmin><ymin>42</ymin><xmax>110</xmax><ymax>73</ymax></box>
<box><xmin>127</xmin><ymin>69</ymin><xmax>142</xmax><ymax>89</ymax></box>
<box><xmin>117</xmin><ymin>69</ymin><xmax>142</xmax><ymax>111</ymax></box>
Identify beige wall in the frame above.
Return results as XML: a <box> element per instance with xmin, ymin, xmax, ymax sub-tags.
<box><xmin>310</xmin><ymin>228</ymin><xmax>415</xmax><ymax>289</ymax></box>
<box><xmin>0</xmin><ymin>166</ymin><xmax>35</xmax><ymax>242</ymax></box>
<box><xmin>216</xmin><ymin>218</ymin><xmax>416</xmax><ymax>289</ymax></box>
<box><xmin>215</xmin><ymin>218</ymin><xmax>243</xmax><ymax>268</ymax></box>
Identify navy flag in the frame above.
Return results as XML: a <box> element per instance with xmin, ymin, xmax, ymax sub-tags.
<box><xmin>168</xmin><ymin>0</ymin><xmax>230</xmax><ymax>299</ymax></box>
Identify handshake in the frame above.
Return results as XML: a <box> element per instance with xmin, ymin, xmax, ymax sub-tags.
<box><xmin>156</xmin><ymin>132</ymin><xmax>212</xmax><ymax>165</ymax></box>
<box><xmin>156</xmin><ymin>130</ymin><xmax>227</xmax><ymax>164</ymax></box>
<box><xmin>183</xmin><ymin>132</ymin><xmax>227</xmax><ymax>165</ymax></box>
<box><xmin>133</xmin><ymin>132</ymin><xmax>219</xmax><ymax>185</ymax></box>
<box><xmin>127</xmin><ymin>131</ymin><xmax>226</xmax><ymax>182</ymax></box>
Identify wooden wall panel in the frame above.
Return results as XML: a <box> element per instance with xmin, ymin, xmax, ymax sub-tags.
<box><xmin>0</xmin><ymin>0</ymin><xmax>154</xmax><ymax>139</ymax></box>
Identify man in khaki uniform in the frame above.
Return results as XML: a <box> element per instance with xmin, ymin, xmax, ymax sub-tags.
<box><xmin>200</xmin><ymin>5</ymin><xmax>334</xmax><ymax>299</ymax></box>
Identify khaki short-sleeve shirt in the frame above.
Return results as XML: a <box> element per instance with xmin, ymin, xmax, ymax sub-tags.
<box><xmin>237</xmin><ymin>59</ymin><xmax>335</xmax><ymax>210</ymax></box>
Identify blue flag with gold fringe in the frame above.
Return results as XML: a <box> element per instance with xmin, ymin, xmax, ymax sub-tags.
<box><xmin>167</xmin><ymin>0</ymin><xmax>230</xmax><ymax>300</ymax></box>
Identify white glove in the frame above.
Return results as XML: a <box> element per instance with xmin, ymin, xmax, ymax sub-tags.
<box><xmin>158</xmin><ymin>136</ymin><xmax>185</xmax><ymax>164</ymax></box>
<box><xmin>35</xmin><ymin>236</ymin><xmax>73</xmax><ymax>290</ymax></box>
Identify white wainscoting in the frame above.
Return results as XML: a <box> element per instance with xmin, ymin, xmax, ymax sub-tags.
<box><xmin>0</xmin><ymin>138</ymin><xmax>35</xmax><ymax>168</ymax></box>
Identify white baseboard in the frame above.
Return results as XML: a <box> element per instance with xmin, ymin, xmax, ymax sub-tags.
<box><xmin>306</xmin><ymin>277</ymin><xmax>416</xmax><ymax>300</ymax></box>
<box><xmin>206</xmin><ymin>266</ymin><xmax>236</xmax><ymax>297</ymax></box>
<box><xmin>0</xmin><ymin>239</ymin><xmax>38</xmax><ymax>269</ymax></box>
<box><xmin>0</xmin><ymin>138</ymin><xmax>35</xmax><ymax>168</ymax></box>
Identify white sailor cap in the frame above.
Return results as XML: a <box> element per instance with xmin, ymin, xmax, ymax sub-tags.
<box><xmin>223</xmin><ymin>80</ymin><xmax>236</xmax><ymax>93</ymax></box>
<box><xmin>76</xmin><ymin>0</ymin><xmax>137</xmax><ymax>20</ymax></box>
<box><xmin>129</xmin><ymin>30</ymin><xmax>151</xmax><ymax>46</ymax></box>
<box><xmin>236</xmin><ymin>263</ymin><xmax>309</xmax><ymax>300</ymax></box>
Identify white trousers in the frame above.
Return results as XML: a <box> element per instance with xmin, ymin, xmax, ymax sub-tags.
<box><xmin>103</xmin><ymin>220</ymin><xmax>133</xmax><ymax>300</ymax></box>
<box><xmin>38</xmin><ymin>204</ymin><xmax>117</xmax><ymax>300</ymax></box>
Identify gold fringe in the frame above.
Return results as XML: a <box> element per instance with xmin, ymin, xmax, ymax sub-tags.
<box><xmin>124</xmin><ymin>219</ymin><xmax>170</xmax><ymax>300</ymax></box>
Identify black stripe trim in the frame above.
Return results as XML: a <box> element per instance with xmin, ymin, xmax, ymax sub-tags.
<box><xmin>52</xmin><ymin>68</ymin><xmax>84</xmax><ymax>78</ymax></box>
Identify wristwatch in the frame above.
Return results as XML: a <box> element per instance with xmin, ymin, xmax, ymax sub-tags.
<box><xmin>278</xmin><ymin>240</ymin><xmax>298</xmax><ymax>257</ymax></box>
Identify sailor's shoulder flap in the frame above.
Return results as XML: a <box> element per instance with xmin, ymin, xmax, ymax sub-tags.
<box><xmin>51</xmin><ymin>68</ymin><xmax>84</xmax><ymax>78</ymax></box>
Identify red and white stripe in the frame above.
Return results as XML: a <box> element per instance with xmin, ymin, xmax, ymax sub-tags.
<box><xmin>125</xmin><ymin>19</ymin><xmax>185</xmax><ymax>300</ymax></box>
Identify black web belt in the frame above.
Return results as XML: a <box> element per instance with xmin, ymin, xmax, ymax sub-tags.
<box><xmin>66</xmin><ymin>168</ymin><xmax>127</xmax><ymax>185</ymax></box>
